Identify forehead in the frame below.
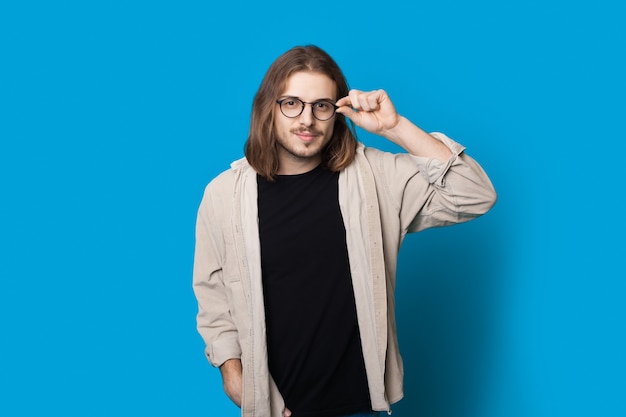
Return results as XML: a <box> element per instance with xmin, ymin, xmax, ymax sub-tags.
<box><xmin>281</xmin><ymin>71</ymin><xmax>336</xmax><ymax>100</ymax></box>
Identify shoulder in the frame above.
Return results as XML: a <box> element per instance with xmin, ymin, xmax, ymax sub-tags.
<box><xmin>198</xmin><ymin>159</ymin><xmax>253</xmax><ymax>217</ymax></box>
<box><xmin>197</xmin><ymin>159</ymin><xmax>256</xmax><ymax>217</ymax></box>
<box><xmin>204</xmin><ymin>157</ymin><xmax>253</xmax><ymax>193</ymax></box>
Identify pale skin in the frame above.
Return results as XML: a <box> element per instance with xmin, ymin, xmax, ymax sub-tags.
<box><xmin>219</xmin><ymin>71</ymin><xmax>453</xmax><ymax>417</ymax></box>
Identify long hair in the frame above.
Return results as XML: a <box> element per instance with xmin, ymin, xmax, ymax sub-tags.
<box><xmin>244</xmin><ymin>45</ymin><xmax>357</xmax><ymax>180</ymax></box>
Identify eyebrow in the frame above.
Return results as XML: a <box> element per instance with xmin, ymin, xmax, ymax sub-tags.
<box><xmin>279</xmin><ymin>95</ymin><xmax>336</xmax><ymax>102</ymax></box>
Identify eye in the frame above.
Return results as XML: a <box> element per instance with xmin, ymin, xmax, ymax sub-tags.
<box><xmin>315</xmin><ymin>101</ymin><xmax>332</xmax><ymax>110</ymax></box>
<box><xmin>282</xmin><ymin>99</ymin><xmax>301</xmax><ymax>109</ymax></box>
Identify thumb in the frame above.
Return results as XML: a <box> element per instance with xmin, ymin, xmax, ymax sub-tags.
<box><xmin>283</xmin><ymin>407</ymin><xmax>292</xmax><ymax>417</ymax></box>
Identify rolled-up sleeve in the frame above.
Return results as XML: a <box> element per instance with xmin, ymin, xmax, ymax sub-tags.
<box><xmin>384</xmin><ymin>132</ymin><xmax>497</xmax><ymax>233</ymax></box>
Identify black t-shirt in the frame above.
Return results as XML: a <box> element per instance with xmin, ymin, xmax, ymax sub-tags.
<box><xmin>257</xmin><ymin>165</ymin><xmax>371</xmax><ymax>417</ymax></box>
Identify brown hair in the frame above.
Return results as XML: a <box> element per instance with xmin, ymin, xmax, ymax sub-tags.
<box><xmin>244</xmin><ymin>45</ymin><xmax>357</xmax><ymax>180</ymax></box>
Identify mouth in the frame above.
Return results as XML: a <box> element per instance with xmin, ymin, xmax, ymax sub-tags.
<box><xmin>293</xmin><ymin>130</ymin><xmax>320</xmax><ymax>142</ymax></box>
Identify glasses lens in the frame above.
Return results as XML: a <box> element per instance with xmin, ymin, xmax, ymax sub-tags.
<box><xmin>312</xmin><ymin>101</ymin><xmax>336</xmax><ymax>121</ymax></box>
<box><xmin>280</xmin><ymin>98</ymin><xmax>304</xmax><ymax>118</ymax></box>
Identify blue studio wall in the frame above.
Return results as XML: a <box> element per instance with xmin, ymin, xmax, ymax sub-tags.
<box><xmin>1</xmin><ymin>1</ymin><xmax>624</xmax><ymax>416</ymax></box>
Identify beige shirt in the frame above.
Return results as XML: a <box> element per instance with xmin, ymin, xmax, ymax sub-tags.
<box><xmin>193</xmin><ymin>133</ymin><xmax>497</xmax><ymax>417</ymax></box>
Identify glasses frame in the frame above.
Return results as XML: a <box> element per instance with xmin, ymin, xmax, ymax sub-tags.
<box><xmin>276</xmin><ymin>97</ymin><xmax>338</xmax><ymax>121</ymax></box>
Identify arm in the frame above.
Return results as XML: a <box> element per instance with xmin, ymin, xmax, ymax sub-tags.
<box><xmin>192</xmin><ymin>184</ymin><xmax>243</xmax><ymax>403</ymax></box>
<box><xmin>389</xmin><ymin>137</ymin><xmax>497</xmax><ymax>232</ymax></box>
<box><xmin>337</xmin><ymin>89</ymin><xmax>496</xmax><ymax>230</ymax></box>
<box><xmin>220</xmin><ymin>359</ymin><xmax>243</xmax><ymax>407</ymax></box>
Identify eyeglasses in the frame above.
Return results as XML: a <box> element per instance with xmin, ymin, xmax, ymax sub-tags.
<box><xmin>276</xmin><ymin>97</ymin><xmax>338</xmax><ymax>121</ymax></box>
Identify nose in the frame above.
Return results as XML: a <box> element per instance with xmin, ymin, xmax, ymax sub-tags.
<box><xmin>298</xmin><ymin>103</ymin><xmax>315</xmax><ymax>126</ymax></box>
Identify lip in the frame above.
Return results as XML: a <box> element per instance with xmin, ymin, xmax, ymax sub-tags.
<box><xmin>295</xmin><ymin>132</ymin><xmax>318</xmax><ymax>142</ymax></box>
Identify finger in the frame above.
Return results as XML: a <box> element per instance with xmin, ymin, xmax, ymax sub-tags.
<box><xmin>348</xmin><ymin>89</ymin><xmax>364</xmax><ymax>110</ymax></box>
<box><xmin>367</xmin><ymin>90</ymin><xmax>384</xmax><ymax>110</ymax></box>
<box><xmin>357</xmin><ymin>93</ymin><xmax>372</xmax><ymax>111</ymax></box>
<box><xmin>335</xmin><ymin>105</ymin><xmax>359</xmax><ymax>123</ymax></box>
<box><xmin>283</xmin><ymin>407</ymin><xmax>292</xmax><ymax>417</ymax></box>
<box><xmin>354</xmin><ymin>90</ymin><xmax>383</xmax><ymax>112</ymax></box>
<box><xmin>335</xmin><ymin>96</ymin><xmax>351</xmax><ymax>108</ymax></box>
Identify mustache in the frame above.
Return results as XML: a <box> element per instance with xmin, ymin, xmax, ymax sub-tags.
<box><xmin>291</xmin><ymin>128</ymin><xmax>322</xmax><ymax>135</ymax></box>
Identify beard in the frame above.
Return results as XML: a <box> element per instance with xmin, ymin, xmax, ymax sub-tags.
<box><xmin>275</xmin><ymin>128</ymin><xmax>330</xmax><ymax>162</ymax></box>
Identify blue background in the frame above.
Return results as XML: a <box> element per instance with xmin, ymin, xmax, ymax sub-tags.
<box><xmin>1</xmin><ymin>1</ymin><xmax>624</xmax><ymax>416</ymax></box>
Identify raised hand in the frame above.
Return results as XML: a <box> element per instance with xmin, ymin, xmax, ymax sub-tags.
<box><xmin>336</xmin><ymin>89</ymin><xmax>401</xmax><ymax>135</ymax></box>
<box><xmin>337</xmin><ymin>88</ymin><xmax>452</xmax><ymax>161</ymax></box>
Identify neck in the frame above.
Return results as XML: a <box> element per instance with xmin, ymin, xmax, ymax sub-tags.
<box><xmin>276</xmin><ymin>151</ymin><xmax>322</xmax><ymax>175</ymax></box>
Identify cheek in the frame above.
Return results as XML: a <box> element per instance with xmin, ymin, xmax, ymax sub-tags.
<box><xmin>274</xmin><ymin>117</ymin><xmax>292</xmax><ymax>134</ymax></box>
<box><xmin>324</xmin><ymin>123</ymin><xmax>335</xmax><ymax>139</ymax></box>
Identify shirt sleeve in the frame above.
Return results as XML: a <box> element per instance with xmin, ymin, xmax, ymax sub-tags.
<box><xmin>193</xmin><ymin>183</ymin><xmax>242</xmax><ymax>367</ymax></box>
<box><xmin>409</xmin><ymin>132</ymin><xmax>467</xmax><ymax>185</ymax></box>
<box><xmin>380</xmin><ymin>132</ymin><xmax>497</xmax><ymax>233</ymax></box>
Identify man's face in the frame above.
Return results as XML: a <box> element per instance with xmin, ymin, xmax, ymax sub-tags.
<box><xmin>273</xmin><ymin>71</ymin><xmax>336</xmax><ymax>174</ymax></box>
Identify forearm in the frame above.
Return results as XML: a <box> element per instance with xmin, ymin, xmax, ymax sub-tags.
<box><xmin>383</xmin><ymin>116</ymin><xmax>453</xmax><ymax>161</ymax></box>
<box><xmin>220</xmin><ymin>358</ymin><xmax>243</xmax><ymax>407</ymax></box>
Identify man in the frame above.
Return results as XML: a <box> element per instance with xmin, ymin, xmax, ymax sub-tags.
<box><xmin>193</xmin><ymin>45</ymin><xmax>496</xmax><ymax>417</ymax></box>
